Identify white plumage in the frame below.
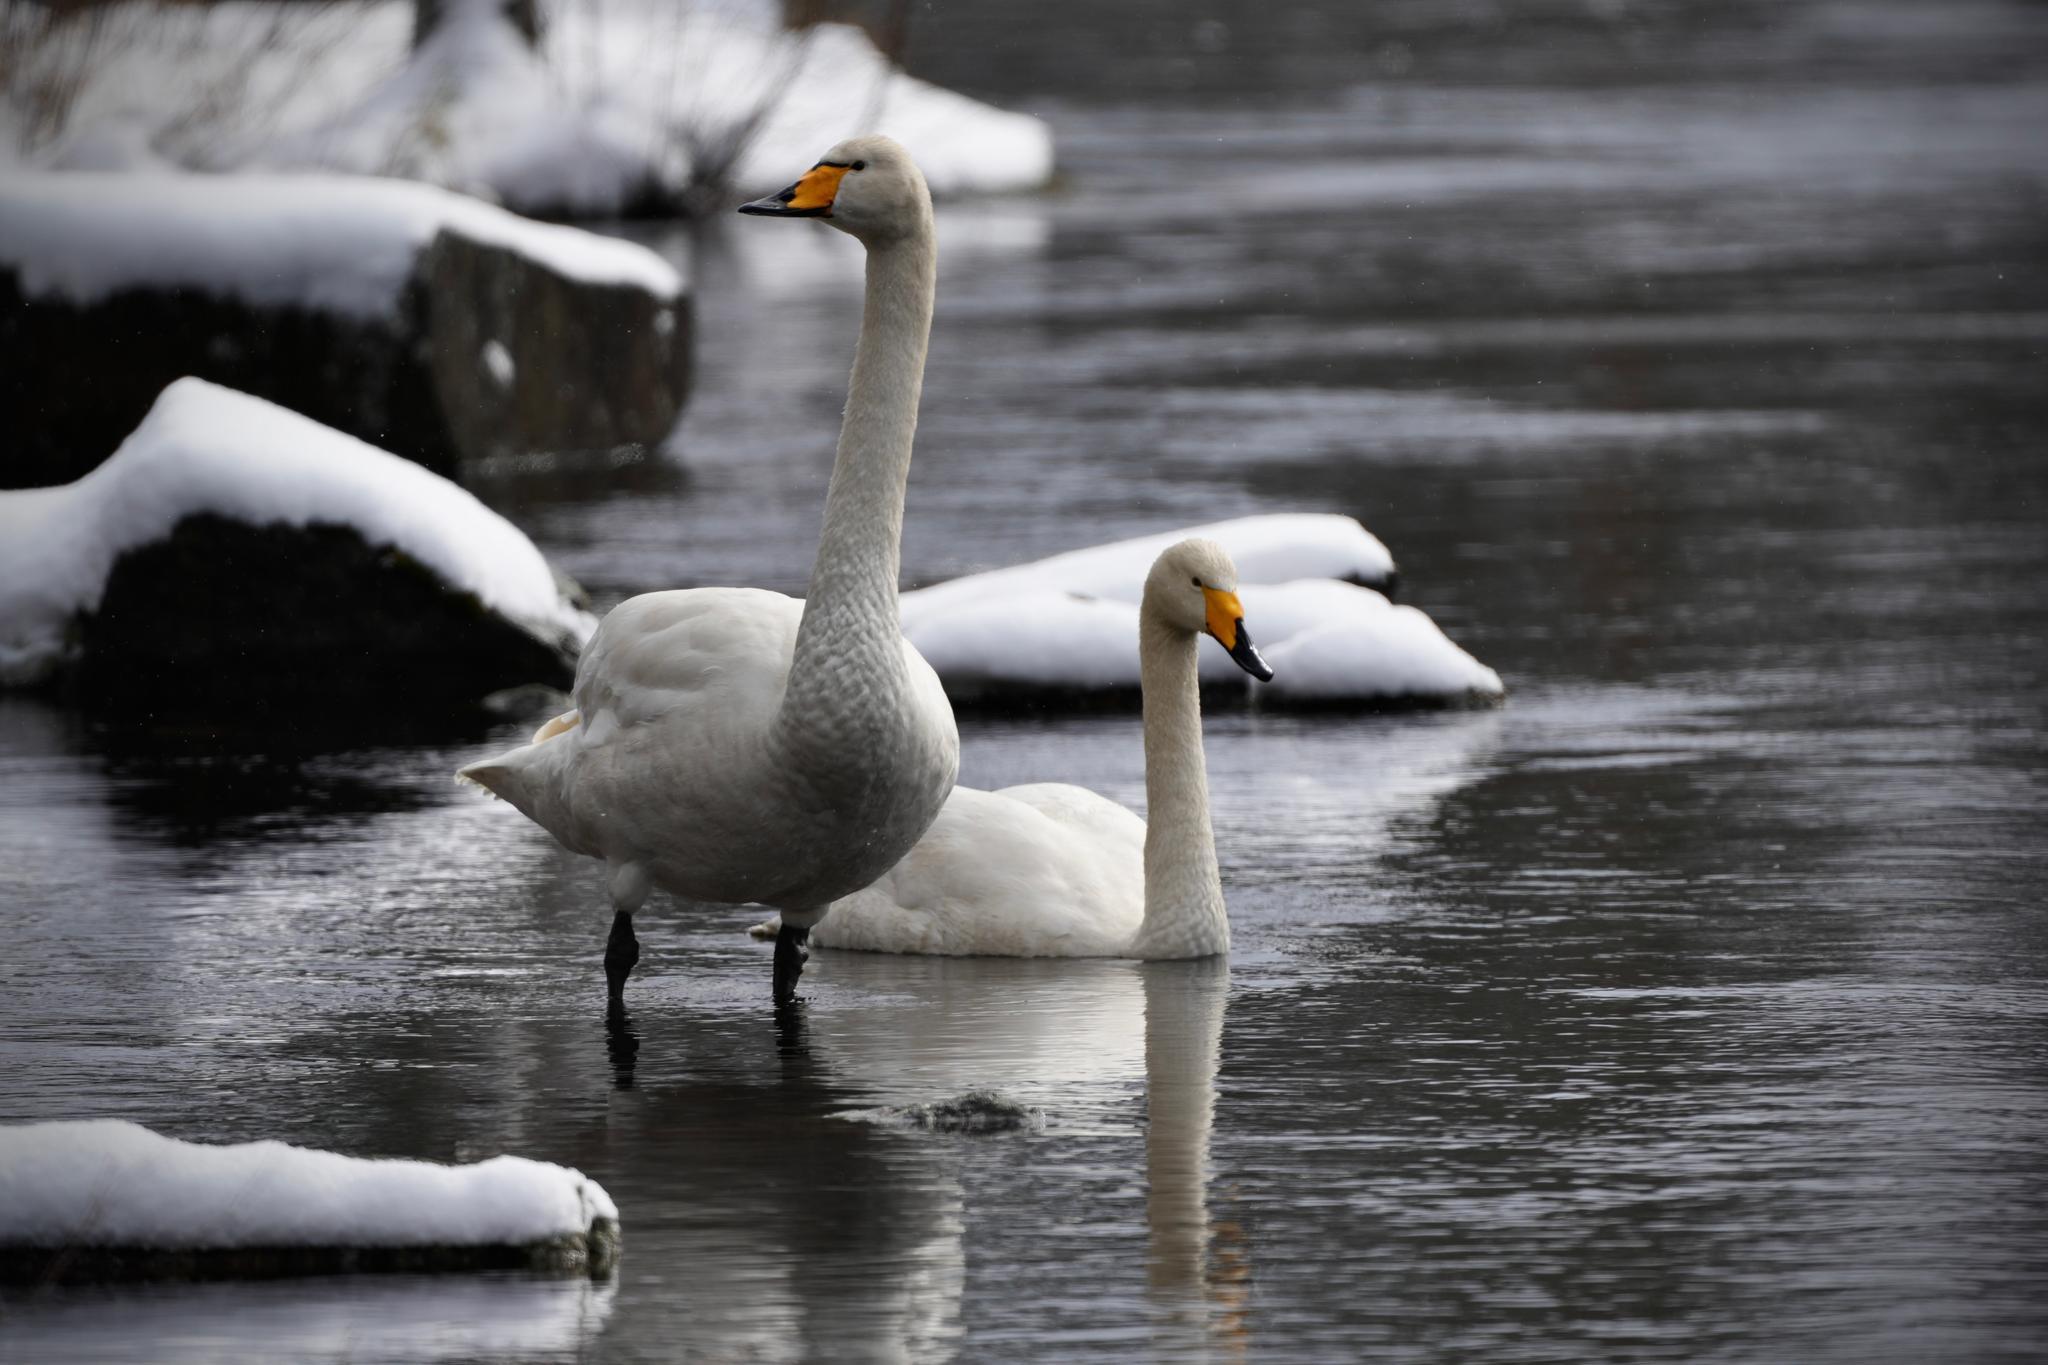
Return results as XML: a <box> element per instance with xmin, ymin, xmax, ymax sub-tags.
<box><xmin>461</xmin><ymin>136</ymin><xmax>959</xmax><ymax>1003</ymax></box>
<box><xmin>757</xmin><ymin>540</ymin><xmax>1272</xmax><ymax>959</ymax></box>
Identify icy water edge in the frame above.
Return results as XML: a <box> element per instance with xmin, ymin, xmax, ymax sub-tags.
<box><xmin>4</xmin><ymin>6</ymin><xmax>2048</xmax><ymax>1362</ymax></box>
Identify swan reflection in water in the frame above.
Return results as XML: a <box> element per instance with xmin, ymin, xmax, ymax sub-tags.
<box><xmin>798</xmin><ymin>952</ymin><xmax>1248</xmax><ymax>1357</ymax></box>
<box><xmin>1142</xmin><ymin>959</ymin><xmax>1251</xmax><ymax>1356</ymax></box>
<box><xmin>0</xmin><ymin>1274</ymin><xmax>617</xmax><ymax>1365</ymax></box>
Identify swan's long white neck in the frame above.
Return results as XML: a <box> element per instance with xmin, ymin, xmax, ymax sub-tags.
<box><xmin>1131</xmin><ymin>612</ymin><xmax>1231</xmax><ymax>959</ymax></box>
<box><xmin>778</xmin><ymin>226</ymin><xmax>936</xmax><ymax>743</ymax></box>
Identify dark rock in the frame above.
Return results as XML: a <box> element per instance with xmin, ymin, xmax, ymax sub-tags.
<box><xmin>877</xmin><ymin>1090</ymin><xmax>1043</xmax><ymax>1135</ymax></box>
<box><xmin>63</xmin><ymin>513</ymin><xmax>579</xmax><ymax>722</ymax></box>
<box><xmin>0</xmin><ymin>228</ymin><xmax>690</xmax><ymax>490</ymax></box>
<box><xmin>0</xmin><ymin>1218</ymin><xmax>620</xmax><ymax>1284</ymax></box>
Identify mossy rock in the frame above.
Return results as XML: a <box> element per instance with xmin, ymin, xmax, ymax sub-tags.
<box><xmin>66</xmin><ymin>513</ymin><xmax>578</xmax><ymax>722</ymax></box>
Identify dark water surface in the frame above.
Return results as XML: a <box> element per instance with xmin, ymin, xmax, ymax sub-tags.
<box><xmin>4</xmin><ymin>3</ymin><xmax>2047</xmax><ymax>1361</ymax></box>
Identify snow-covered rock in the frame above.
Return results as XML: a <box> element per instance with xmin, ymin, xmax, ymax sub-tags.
<box><xmin>1252</xmin><ymin>581</ymin><xmax>1506</xmax><ymax>706</ymax></box>
<box><xmin>0</xmin><ymin>379</ymin><xmax>597</xmax><ymax>705</ymax></box>
<box><xmin>0</xmin><ymin>171</ymin><xmax>678</xmax><ymax>316</ymax></box>
<box><xmin>0</xmin><ymin>171</ymin><xmax>689</xmax><ymax>485</ymax></box>
<box><xmin>4</xmin><ymin>0</ymin><xmax>1052</xmax><ymax>219</ymax></box>
<box><xmin>0</xmin><ymin>1120</ymin><xmax>618</xmax><ymax>1282</ymax></box>
<box><xmin>899</xmin><ymin>516</ymin><xmax>1503</xmax><ymax>709</ymax></box>
<box><xmin>905</xmin><ymin>514</ymin><xmax>1397</xmax><ymax>618</ymax></box>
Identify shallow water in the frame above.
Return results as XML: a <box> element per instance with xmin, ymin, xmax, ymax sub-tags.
<box><xmin>4</xmin><ymin>3</ymin><xmax>2047</xmax><ymax>1361</ymax></box>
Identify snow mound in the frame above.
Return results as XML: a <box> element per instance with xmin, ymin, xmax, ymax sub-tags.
<box><xmin>904</xmin><ymin>514</ymin><xmax>1396</xmax><ymax>619</ymax></box>
<box><xmin>1252</xmin><ymin>580</ymin><xmax>1505</xmax><ymax>703</ymax></box>
<box><xmin>0</xmin><ymin>171</ymin><xmax>682</xmax><ymax>319</ymax></box>
<box><xmin>733</xmin><ymin>19</ymin><xmax>1053</xmax><ymax>203</ymax></box>
<box><xmin>0</xmin><ymin>379</ymin><xmax>597</xmax><ymax>685</ymax></box>
<box><xmin>0</xmin><ymin>1120</ymin><xmax>617</xmax><ymax>1253</ymax></box>
<box><xmin>7</xmin><ymin>0</ymin><xmax>1052</xmax><ymax>217</ymax></box>
<box><xmin>897</xmin><ymin>516</ymin><xmax>1500</xmax><ymax>707</ymax></box>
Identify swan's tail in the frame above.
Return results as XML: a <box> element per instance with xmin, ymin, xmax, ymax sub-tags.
<box><xmin>455</xmin><ymin>709</ymin><xmax>579</xmax><ymax>813</ymax></box>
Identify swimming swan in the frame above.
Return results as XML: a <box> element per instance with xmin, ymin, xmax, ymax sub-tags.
<box><xmin>755</xmin><ymin>540</ymin><xmax>1271</xmax><ymax>959</ymax></box>
<box><xmin>460</xmin><ymin>136</ymin><xmax>958</xmax><ymax>1005</ymax></box>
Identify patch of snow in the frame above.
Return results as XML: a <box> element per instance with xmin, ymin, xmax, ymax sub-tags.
<box><xmin>0</xmin><ymin>1119</ymin><xmax>616</xmax><ymax>1250</ymax></box>
<box><xmin>731</xmin><ymin>18</ymin><xmax>1053</xmax><ymax>202</ymax></box>
<box><xmin>483</xmin><ymin>338</ymin><xmax>516</xmax><ymax>387</ymax></box>
<box><xmin>899</xmin><ymin>516</ymin><xmax>1503</xmax><ymax>705</ymax></box>
<box><xmin>904</xmin><ymin>514</ymin><xmax>1396</xmax><ymax>618</ymax></box>
<box><xmin>1252</xmin><ymin>580</ymin><xmax>1506</xmax><ymax>702</ymax></box>
<box><xmin>0</xmin><ymin>379</ymin><xmax>597</xmax><ymax>685</ymax></box>
<box><xmin>0</xmin><ymin>171</ymin><xmax>682</xmax><ymax>318</ymax></box>
<box><xmin>6</xmin><ymin>0</ymin><xmax>1051</xmax><ymax>217</ymax></box>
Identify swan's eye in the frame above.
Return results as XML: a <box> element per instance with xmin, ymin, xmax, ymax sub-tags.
<box><xmin>1190</xmin><ymin>576</ymin><xmax>1203</xmax><ymax>588</ymax></box>
<box><xmin>851</xmin><ymin>160</ymin><xmax>867</xmax><ymax>171</ymax></box>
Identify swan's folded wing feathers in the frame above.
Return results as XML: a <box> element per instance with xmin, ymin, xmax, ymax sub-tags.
<box><xmin>817</xmin><ymin>784</ymin><xmax>1142</xmax><ymax>956</ymax></box>
<box><xmin>998</xmin><ymin>782</ymin><xmax>1147</xmax><ymax>850</ymax></box>
<box><xmin>573</xmin><ymin>588</ymin><xmax>801</xmax><ymax>731</ymax></box>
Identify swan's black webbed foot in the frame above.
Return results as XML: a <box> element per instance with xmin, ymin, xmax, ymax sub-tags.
<box><xmin>604</xmin><ymin>910</ymin><xmax>641</xmax><ymax>1007</ymax></box>
<box><xmin>772</xmin><ymin>923</ymin><xmax>811</xmax><ymax>1005</ymax></box>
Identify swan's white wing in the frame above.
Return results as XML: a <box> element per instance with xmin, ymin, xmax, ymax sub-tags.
<box><xmin>996</xmin><ymin>782</ymin><xmax>1147</xmax><ymax>849</ymax></box>
<box><xmin>468</xmin><ymin>587</ymin><xmax>802</xmax><ymax>877</ymax></box>
<box><xmin>573</xmin><ymin>587</ymin><xmax>799</xmax><ymax>737</ymax></box>
<box><xmin>816</xmin><ymin>784</ymin><xmax>1144</xmax><ymax>957</ymax></box>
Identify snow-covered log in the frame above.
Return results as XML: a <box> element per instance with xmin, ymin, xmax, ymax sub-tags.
<box><xmin>899</xmin><ymin>516</ymin><xmax>1504</xmax><ymax>710</ymax></box>
<box><xmin>0</xmin><ymin>1121</ymin><xmax>619</xmax><ymax>1283</ymax></box>
<box><xmin>0</xmin><ymin>379</ymin><xmax>597</xmax><ymax>708</ymax></box>
<box><xmin>0</xmin><ymin>172</ymin><xmax>689</xmax><ymax>487</ymax></box>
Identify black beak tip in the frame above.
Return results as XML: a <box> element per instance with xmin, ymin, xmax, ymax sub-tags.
<box><xmin>740</xmin><ymin>185</ymin><xmax>828</xmax><ymax>218</ymax></box>
<box><xmin>1225</xmin><ymin>619</ymin><xmax>1274</xmax><ymax>682</ymax></box>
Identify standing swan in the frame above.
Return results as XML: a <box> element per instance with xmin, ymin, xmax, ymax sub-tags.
<box><xmin>755</xmin><ymin>541</ymin><xmax>1272</xmax><ymax>958</ymax></box>
<box><xmin>460</xmin><ymin>136</ymin><xmax>958</xmax><ymax>1005</ymax></box>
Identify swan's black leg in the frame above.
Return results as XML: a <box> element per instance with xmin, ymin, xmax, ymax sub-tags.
<box><xmin>772</xmin><ymin>923</ymin><xmax>811</xmax><ymax>1005</ymax></box>
<box><xmin>604</xmin><ymin>910</ymin><xmax>640</xmax><ymax>1007</ymax></box>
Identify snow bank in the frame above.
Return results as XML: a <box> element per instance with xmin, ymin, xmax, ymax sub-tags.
<box><xmin>899</xmin><ymin>516</ymin><xmax>1502</xmax><ymax>708</ymax></box>
<box><xmin>0</xmin><ymin>379</ymin><xmax>596</xmax><ymax>685</ymax></box>
<box><xmin>0</xmin><ymin>171</ymin><xmax>681</xmax><ymax>319</ymax></box>
<box><xmin>731</xmin><ymin>18</ymin><xmax>1053</xmax><ymax>202</ymax></box>
<box><xmin>0</xmin><ymin>1119</ymin><xmax>616</xmax><ymax>1259</ymax></box>
<box><xmin>7</xmin><ymin>0</ymin><xmax>1052</xmax><ymax>217</ymax></box>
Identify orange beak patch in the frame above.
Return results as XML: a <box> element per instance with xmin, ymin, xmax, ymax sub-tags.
<box><xmin>1202</xmin><ymin>588</ymin><xmax>1246</xmax><ymax>650</ymax></box>
<box><xmin>784</xmin><ymin>162</ymin><xmax>851</xmax><ymax>213</ymax></box>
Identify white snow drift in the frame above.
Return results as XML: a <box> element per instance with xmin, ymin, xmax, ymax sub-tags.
<box><xmin>0</xmin><ymin>379</ymin><xmax>598</xmax><ymax>684</ymax></box>
<box><xmin>0</xmin><ymin>171</ymin><xmax>683</xmax><ymax>320</ymax></box>
<box><xmin>899</xmin><ymin>516</ymin><xmax>1503</xmax><ymax>705</ymax></box>
<box><xmin>7</xmin><ymin>0</ymin><xmax>1053</xmax><ymax>216</ymax></box>
<box><xmin>0</xmin><ymin>1120</ymin><xmax>617</xmax><ymax>1252</ymax></box>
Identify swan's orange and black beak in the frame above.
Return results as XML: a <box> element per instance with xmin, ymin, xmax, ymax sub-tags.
<box><xmin>738</xmin><ymin>161</ymin><xmax>852</xmax><ymax>218</ymax></box>
<box><xmin>1202</xmin><ymin>588</ymin><xmax>1274</xmax><ymax>682</ymax></box>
